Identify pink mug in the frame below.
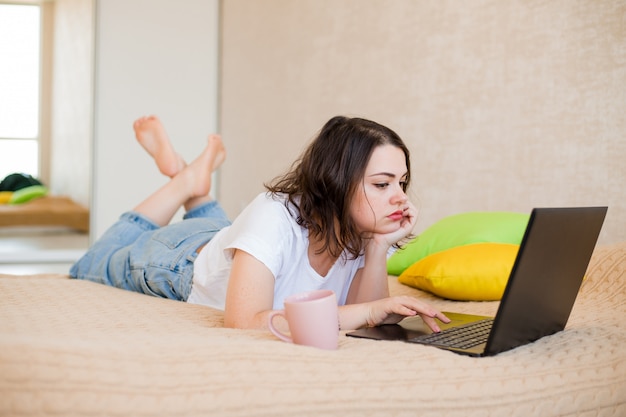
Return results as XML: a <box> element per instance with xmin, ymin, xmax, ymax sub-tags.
<box><xmin>268</xmin><ymin>289</ymin><xmax>339</xmax><ymax>350</ymax></box>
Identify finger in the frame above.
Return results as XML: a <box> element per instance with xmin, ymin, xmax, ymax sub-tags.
<box><xmin>402</xmin><ymin>205</ymin><xmax>416</xmax><ymax>224</ymax></box>
<box><xmin>403</xmin><ymin>297</ymin><xmax>441</xmax><ymax>318</ymax></box>
<box><xmin>421</xmin><ymin>315</ymin><xmax>442</xmax><ymax>333</ymax></box>
<box><xmin>404</xmin><ymin>202</ymin><xmax>418</xmax><ymax>221</ymax></box>
<box><xmin>401</xmin><ymin>298</ymin><xmax>449</xmax><ymax>329</ymax></box>
<box><xmin>391</xmin><ymin>304</ymin><xmax>418</xmax><ymax>317</ymax></box>
<box><xmin>433</xmin><ymin>310</ymin><xmax>451</xmax><ymax>323</ymax></box>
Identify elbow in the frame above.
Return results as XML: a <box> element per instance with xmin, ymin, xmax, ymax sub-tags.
<box><xmin>223</xmin><ymin>313</ymin><xmax>247</xmax><ymax>329</ymax></box>
<box><xmin>223</xmin><ymin>311</ymin><xmax>269</xmax><ymax>330</ymax></box>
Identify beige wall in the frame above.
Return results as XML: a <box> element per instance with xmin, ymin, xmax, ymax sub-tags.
<box><xmin>220</xmin><ymin>0</ymin><xmax>626</xmax><ymax>245</ymax></box>
<box><xmin>92</xmin><ymin>0</ymin><xmax>219</xmax><ymax>239</ymax></box>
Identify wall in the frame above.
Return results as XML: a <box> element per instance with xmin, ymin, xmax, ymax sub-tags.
<box><xmin>48</xmin><ymin>0</ymin><xmax>94</xmax><ymax>208</ymax></box>
<box><xmin>220</xmin><ymin>0</ymin><xmax>626</xmax><ymax>245</ymax></box>
<box><xmin>92</xmin><ymin>0</ymin><xmax>219</xmax><ymax>239</ymax></box>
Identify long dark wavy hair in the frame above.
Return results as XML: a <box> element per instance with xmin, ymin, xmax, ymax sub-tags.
<box><xmin>265</xmin><ymin>116</ymin><xmax>411</xmax><ymax>259</ymax></box>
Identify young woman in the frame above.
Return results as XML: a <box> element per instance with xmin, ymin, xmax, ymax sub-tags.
<box><xmin>71</xmin><ymin>115</ymin><xmax>449</xmax><ymax>332</ymax></box>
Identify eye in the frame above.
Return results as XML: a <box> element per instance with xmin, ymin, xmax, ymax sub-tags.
<box><xmin>374</xmin><ymin>183</ymin><xmax>389</xmax><ymax>189</ymax></box>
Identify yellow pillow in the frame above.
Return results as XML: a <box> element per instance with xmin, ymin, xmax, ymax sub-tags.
<box><xmin>398</xmin><ymin>243</ymin><xmax>519</xmax><ymax>301</ymax></box>
<box><xmin>0</xmin><ymin>191</ymin><xmax>13</xmax><ymax>204</ymax></box>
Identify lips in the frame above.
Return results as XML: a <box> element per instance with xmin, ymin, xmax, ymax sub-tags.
<box><xmin>388</xmin><ymin>210</ymin><xmax>404</xmax><ymax>221</ymax></box>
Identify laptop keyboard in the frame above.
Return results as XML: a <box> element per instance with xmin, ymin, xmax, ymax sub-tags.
<box><xmin>409</xmin><ymin>318</ymin><xmax>494</xmax><ymax>350</ymax></box>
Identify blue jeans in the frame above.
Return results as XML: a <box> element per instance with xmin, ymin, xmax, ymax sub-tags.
<box><xmin>70</xmin><ymin>201</ymin><xmax>231</xmax><ymax>301</ymax></box>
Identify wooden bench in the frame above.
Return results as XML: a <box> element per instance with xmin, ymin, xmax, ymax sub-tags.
<box><xmin>0</xmin><ymin>196</ymin><xmax>89</xmax><ymax>233</ymax></box>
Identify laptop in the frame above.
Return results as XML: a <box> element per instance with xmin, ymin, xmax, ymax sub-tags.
<box><xmin>347</xmin><ymin>206</ymin><xmax>608</xmax><ymax>357</ymax></box>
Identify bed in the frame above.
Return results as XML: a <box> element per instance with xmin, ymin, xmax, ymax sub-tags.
<box><xmin>1</xmin><ymin>241</ymin><xmax>625</xmax><ymax>416</ymax></box>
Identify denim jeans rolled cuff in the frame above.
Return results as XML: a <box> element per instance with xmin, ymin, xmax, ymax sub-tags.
<box><xmin>71</xmin><ymin>203</ymin><xmax>231</xmax><ymax>302</ymax></box>
<box><xmin>70</xmin><ymin>211</ymin><xmax>159</xmax><ymax>284</ymax></box>
<box><xmin>183</xmin><ymin>200</ymin><xmax>229</xmax><ymax>221</ymax></box>
<box><xmin>120</xmin><ymin>211</ymin><xmax>161</xmax><ymax>230</ymax></box>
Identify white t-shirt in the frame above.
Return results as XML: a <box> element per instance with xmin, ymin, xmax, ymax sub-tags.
<box><xmin>187</xmin><ymin>192</ymin><xmax>365</xmax><ymax>310</ymax></box>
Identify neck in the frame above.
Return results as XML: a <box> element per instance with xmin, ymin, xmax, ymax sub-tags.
<box><xmin>307</xmin><ymin>233</ymin><xmax>339</xmax><ymax>277</ymax></box>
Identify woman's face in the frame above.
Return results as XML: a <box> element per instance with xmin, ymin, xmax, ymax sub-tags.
<box><xmin>349</xmin><ymin>144</ymin><xmax>409</xmax><ymax>235</ymax></box>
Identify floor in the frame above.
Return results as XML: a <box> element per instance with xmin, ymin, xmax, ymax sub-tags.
<box><xmin>0</xmin><ymin>227</ymin><xmax>89</xmax><ymax>275</ymax></box>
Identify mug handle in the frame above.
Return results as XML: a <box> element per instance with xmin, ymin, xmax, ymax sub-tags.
<box><xmin>268</xmin><ymin>310</ymin><xmax>292</xmax><ymax>343</ymax></box>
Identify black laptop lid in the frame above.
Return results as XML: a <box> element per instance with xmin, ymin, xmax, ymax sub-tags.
<box><xmin>485</xmin><ymin>206</ymin><xmax>607</xmax><ymax>355</ymax></box>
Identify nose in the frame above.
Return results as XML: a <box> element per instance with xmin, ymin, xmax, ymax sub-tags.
<box><xmin>392</xmin><ymin>184</ymin><xmax>408</xmax><ymax>205</ymax></box>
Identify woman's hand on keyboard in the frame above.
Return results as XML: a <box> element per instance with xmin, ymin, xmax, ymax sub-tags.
<box><xmin>364</xmin><ymin>296</ymin><xmax>451</xmax><ymax>331</ymax></box>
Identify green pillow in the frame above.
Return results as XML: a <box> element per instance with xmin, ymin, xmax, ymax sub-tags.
<box><xmin>388</xmin><ymin>211</ymin><xmax>529</xmax><ymax>276</ymax></box>
<box><xmin>9</xmin><ymin>185</ymin><xmax>48</xmax><ymax>205</ymax></box>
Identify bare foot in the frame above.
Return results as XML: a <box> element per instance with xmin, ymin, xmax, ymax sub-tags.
<box><xmin>179</xmin><ymin>134</ymin><xmax>226</xmax><ymax>198</ymax></box>
<box><xmin>207</xmin><ymin>134</ymin><xmax>226</xmax><ymax>172</ymax></box>
<box><xmin>133</xmin><ymin>115</ymin><xmax>185</xmax><ymax>177</ymax></box>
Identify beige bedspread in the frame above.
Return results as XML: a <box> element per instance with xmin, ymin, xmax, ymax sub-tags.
<box><xmin>1</xmin><ymin>242</ymin><xmax>625</xmax><ymax>416</ymax></box>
